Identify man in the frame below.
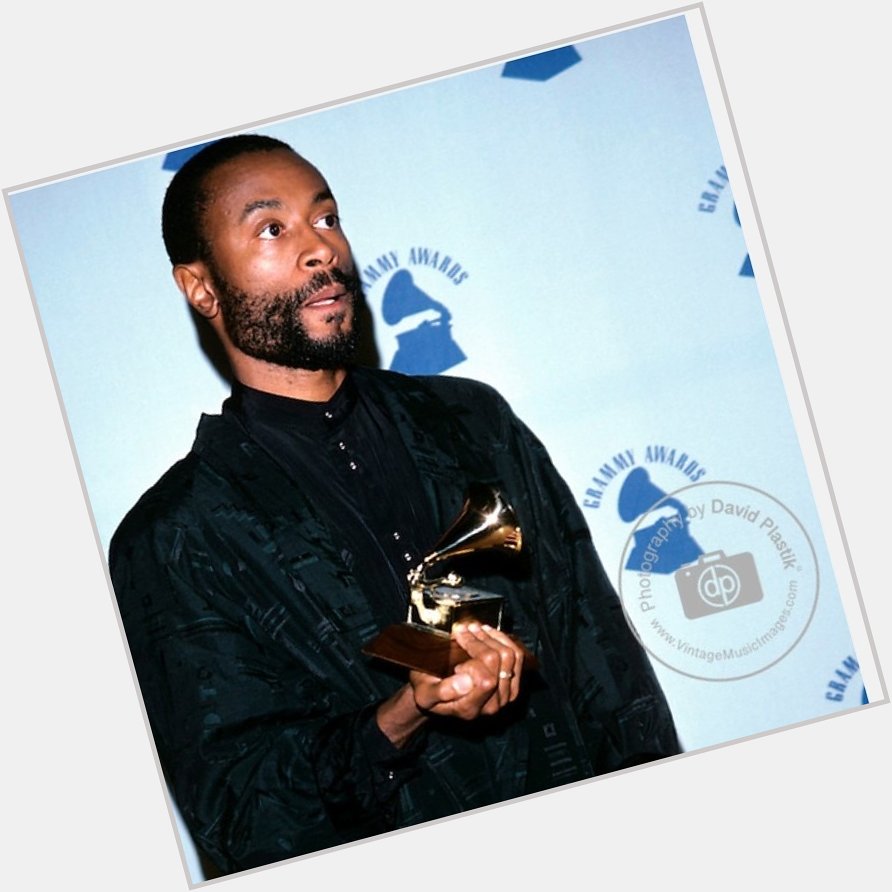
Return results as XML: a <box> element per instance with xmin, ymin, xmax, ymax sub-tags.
<box><xmin>110</xmin><ymin>134</ymin><xmax>681</xmax><ymax>876</ymax></box>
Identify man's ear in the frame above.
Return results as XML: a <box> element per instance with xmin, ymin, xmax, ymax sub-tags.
<box><xmin>173</xmin><ymin>263</ymin><xmax>220</xmax><ymax>319</ymax></box>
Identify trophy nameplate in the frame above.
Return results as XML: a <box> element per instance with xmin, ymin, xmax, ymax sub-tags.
<box><xmin>363</xmin><ymin>483</ymin><xmax>537</xmax><ymax>677</ymax></box>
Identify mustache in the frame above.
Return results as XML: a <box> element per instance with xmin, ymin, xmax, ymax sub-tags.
<box><xmin>297</xmin><ymin>267</ymin><xmax>364</xmax><ymax>306</ymax></box>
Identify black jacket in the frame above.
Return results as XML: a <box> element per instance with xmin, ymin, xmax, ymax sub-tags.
<box><xmin>110</xmin><ymin>368</ymin><xmax>680</xmax><ymax>874</ymax></box>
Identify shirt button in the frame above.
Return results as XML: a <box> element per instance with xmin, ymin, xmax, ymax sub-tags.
<box><xmin>392</xmin><ymin>531</ymin><xmax>401</xmax><ymax>541</ymax></box>
<box><xmin>403</xmin><ymin>552</ymin><xmax>413</xmax><ymax>562</ymax></box>
<box><xmin>338</xmin><ymin>441</ymin><xmax>347</xmax><ymax>450</ymax></box>
<box><xmin>324</xmin><ymin>411</ymin><xmax>334</xmax><ymax>420</ymax></box>
<box><xmin>348</xmin><ymin>461</ymin><xmax>358</xmax><ymax>470</ymax></box>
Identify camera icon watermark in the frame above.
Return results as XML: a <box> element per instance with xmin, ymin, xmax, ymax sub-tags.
<box><xmin>675</xmin><ymin>550</ymin><xmax>763</xmax><ymax>619</ymax></box>
<box><xmin>617</xmin><ymin>480</ymin><xmax>819</xmax><ymax>681</ymax></box>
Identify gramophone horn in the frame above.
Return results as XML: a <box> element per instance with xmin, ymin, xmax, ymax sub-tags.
<box><xmin>413</xmin><ymin>482</ymin><xmax>523</xmax><ymax>587</ymax></box>
<box><xmin>618</xmin><ymin>467</ymin><xmax>668</xmax><ymax>522</ymax></box>
<box><xmin>618</xmin><ymin>467</ymin><xmax>690</xmax><ymax>524</ymax></box>
<box><xmin>382</xmin><ymin>269</ymin><xmax>452</xmax><ymax>325</ymax></box>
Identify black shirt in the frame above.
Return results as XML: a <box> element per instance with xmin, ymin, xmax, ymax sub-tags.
<box><xmin>224</xmin><ymin>371</ymin><xmax>439</xmax><ymax>790</ymax></box>
<box><xmin>225</xmin><ymin>372</ymin><xmax>440</xmax><ymax>628</ymax></box>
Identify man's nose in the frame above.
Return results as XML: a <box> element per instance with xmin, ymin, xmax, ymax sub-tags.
<box><xmin>299</xmin><ymin>230</ymin><xmax>337</xmax><ymax>269</ymax></box>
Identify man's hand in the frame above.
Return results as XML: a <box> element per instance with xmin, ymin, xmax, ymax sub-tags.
<box><xmin>376</xmin><ymin>622</ymin><xmax>525</xmax><ymax>747</ymax></box>
<box><xmin>411</xmin><ymin>622</ymin><xmax>524</xmax><ymax>718</ymax></box>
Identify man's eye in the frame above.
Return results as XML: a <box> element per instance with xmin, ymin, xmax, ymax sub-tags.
<box><xmin>315</xmin><ymin>213</ymin><xmax>340</xmax><ymax>231</ymax></box>
<box><xmin>258</xmin><ymin>222</ymin><xmax>284</xmax><ymax>239</ymax></box>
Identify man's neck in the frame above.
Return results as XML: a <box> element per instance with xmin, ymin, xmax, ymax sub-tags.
<box><xmin>233</xmin><ymin>362</ymin><xmax>348</xmax><ymax>403</ymax></box>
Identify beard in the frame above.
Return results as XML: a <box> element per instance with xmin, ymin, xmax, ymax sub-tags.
<box><xmin>211</xmin><ymin>264</ymin><xmax>363</xmax><ymax>371</ymax></box>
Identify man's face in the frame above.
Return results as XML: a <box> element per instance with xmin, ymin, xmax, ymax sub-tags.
<box><xmin>199</xmin><ymin>149</ymin><xmax>362</xmax><ymax>370</ymax></box>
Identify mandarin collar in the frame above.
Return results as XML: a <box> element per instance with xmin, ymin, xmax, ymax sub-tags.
<box><xmin>226</xmin><ymin>372</ymin><xmax>358</xmax><ymax>435</ymax></box>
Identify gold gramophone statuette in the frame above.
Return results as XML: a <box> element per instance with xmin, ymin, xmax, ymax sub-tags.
<box><xmin>363</xmin><ymin>482</ymin><xmax>534</xmax><ymax>677</ymax></box>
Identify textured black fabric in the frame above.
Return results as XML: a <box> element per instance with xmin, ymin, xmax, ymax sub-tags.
<box><xmin>110</xmin><ymin>368</ymin><xmax>681</xmax><ymax>874</ymax></box>
<box><xmin>226</xmin><ymin>375</ymin><xmax>439</xmax><ymax>629</ymax></box>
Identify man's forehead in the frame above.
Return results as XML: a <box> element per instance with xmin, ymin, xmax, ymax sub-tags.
<box><xmin>203</xmin><ymin>150</ymin><xmax>332</xmax><ymax>211</ymax></box>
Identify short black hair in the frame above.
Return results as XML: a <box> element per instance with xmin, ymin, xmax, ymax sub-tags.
<box><xmin>161</xmin><ymin>133</ymin><xmax>297</xmax><ymax>266</ymax></box>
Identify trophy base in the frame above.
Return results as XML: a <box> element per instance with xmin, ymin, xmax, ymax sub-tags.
<box><xmin>362</xmin><ymin>623</ymin><xmax>469</xmax><ymax>677</ymax></box>
<box><xmin>362</xmin><ymin>623</ymin><xmax>539</xmax><ymax>678</ymax></box>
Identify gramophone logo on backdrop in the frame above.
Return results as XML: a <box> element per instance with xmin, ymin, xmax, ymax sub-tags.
<box><xmin>697</xmin><ymin>164</ymin><xmax>753</xmax><ymax>278</ymax></box>
<box><xmin>580</xmin><ymin>448</ymin><xmax>819</xmax><ymax>680</ymax></box>
<box><xmin>582</xmin><ymin>444</ymin><xmax>708</xmax><ymax>575</ymax></box>
<box><xmin>360</xmin><ymin>248</ymin><xmax>470</xmax><ymax>375</ymax></box>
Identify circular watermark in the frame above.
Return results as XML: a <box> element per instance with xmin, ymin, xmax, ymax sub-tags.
<box><xmin>617</xmin><ymin>480</ymin><xmax>819</xmax><ymax>681</ymax></box>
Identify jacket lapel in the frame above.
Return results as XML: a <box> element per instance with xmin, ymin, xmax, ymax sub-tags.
<box><xmin>353</xmin><ymin>367</ymin><xmax>479</xmax><ymax>532</ymax></box>
<box><xmin>192</xmin><ymin>409</ymin><xmax>394</xmax><ymax>698</ymax></box>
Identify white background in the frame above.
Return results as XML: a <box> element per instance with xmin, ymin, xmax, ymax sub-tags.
<box><xmin>2</xmin><ymin>1</ymin><xmax>888</xmax><ymax>889</ymax></box>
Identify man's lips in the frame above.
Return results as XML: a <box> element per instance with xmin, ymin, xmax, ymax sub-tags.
<box><xmin>302</xmin><ymin>283</ymin><xmax>347</xmax><ymax>309</ymax></box>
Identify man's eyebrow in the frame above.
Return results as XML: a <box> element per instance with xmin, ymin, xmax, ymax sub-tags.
<box><xmin>238</xmin><ymin>190</ymin><xmax>335</xmax><ymax>222</ymax></box>
<box><xmin>239</xmin><ymin>198</ymin><xmax>283</xmax><ymax>222</ymax></box>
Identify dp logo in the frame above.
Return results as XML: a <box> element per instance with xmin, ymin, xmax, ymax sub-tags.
<box><xmin>675</xmin><ymin>550</ymin><xmax>764</xmax><ymax>619</ymax></box>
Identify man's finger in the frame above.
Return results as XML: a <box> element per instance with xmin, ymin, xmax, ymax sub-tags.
<box><xmin>482</xmin><ymin>625</ymin><xmax>524</xmax><ymax>702</ymax></box>
<box><xmin>454</xmin><ymin>622</ymin><xmax>518</xmax><ymax>708</ymax></box>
